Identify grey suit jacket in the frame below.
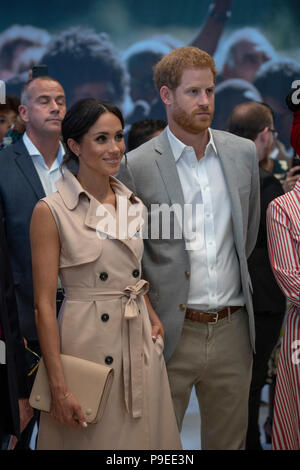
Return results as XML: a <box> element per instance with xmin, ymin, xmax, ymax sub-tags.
<box><xmin>118</xmin><ymin>128</ymin><xmax>260</xmax><ymax>362</ymax></box>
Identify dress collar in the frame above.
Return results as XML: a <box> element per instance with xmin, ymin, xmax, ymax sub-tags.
<box><xmin>56</xmin><ymin>168</ymin><xmax>138</xmax><ymax>210</ymax></box>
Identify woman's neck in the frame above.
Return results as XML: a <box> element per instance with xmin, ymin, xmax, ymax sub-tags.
<box><xmin>76</xmin><ymin>169</ymin><xmax>115</xmax><ymax>205</ymax></box>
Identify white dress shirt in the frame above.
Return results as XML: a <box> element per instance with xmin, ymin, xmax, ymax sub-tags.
<box><xmin>23</xmin><ymin>132</ymin><xmax>65</xmax><ymax>196</ymax></box>
<box><xmin>167</xmin><ymin>126</ymin><xmax>244</xmax><ymax>311</ymax></box>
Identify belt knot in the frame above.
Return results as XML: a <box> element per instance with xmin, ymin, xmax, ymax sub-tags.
<box><xmin>123</xmin><ymin>279</ymin><xmax>149</xmax><ymax>319</ymax></box>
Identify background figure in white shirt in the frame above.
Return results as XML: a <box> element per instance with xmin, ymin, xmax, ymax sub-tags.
<box><xmin>0</xmin><ymin>76</ymin><xmax>66</xmax><ymax>449</ymax></box>
<box><xmin>117</xmin><ymin>46</ymin><xmax>260</xmax><ymax>450</ymax></box>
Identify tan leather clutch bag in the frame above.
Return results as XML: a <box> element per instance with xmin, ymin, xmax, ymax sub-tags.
<box><xmin>29</xmin><ymin>354</ymin><xmax>114</xmax><ymax>424</ymax></box>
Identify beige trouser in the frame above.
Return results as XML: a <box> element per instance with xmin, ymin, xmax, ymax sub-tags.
<box><xmin>166</xmin><ymin>308</ymin><xmax>253</xmax><ymax>450</ymax></box>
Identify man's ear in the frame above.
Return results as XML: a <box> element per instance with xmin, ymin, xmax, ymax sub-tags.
<box><xmin>259</xmin><ymin>126</ymin><xmax>269</xmax><ymax>142</ymax></box>
<box><xmin>160</xmin><ymin>86</ymin><xmax>173</xmax><ymax>106</ymax></box>
<box><xmin>18</xmin><ymin>104</ymin><xmax>28</xmax><ymax>123</ymax></box>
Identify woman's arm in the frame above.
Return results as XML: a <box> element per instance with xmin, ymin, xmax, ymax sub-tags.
<box><xmin>267</xmin><ymin>199</ymin><xmax>300</xmax><ymax>307</ymax></box>
<box><xmin>144</xmin><ymin>294</ymin><xmax>164</xmax><ymax>342</ymax></box>
<box><xmin>30</xmin><ymin>201</ymin><xmax>87</xmax><ymax>428</ymax></box>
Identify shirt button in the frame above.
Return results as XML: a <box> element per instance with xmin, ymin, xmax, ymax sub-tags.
<box><xmin>179</xmin><ymin>303</ymin><xmax>186</xmax><ymax>311</ymax></box>
<box><xmin>105</xmin><ymin>356</ymin><xmax>113</xmax><ymax>365</ymax></box>
<box><xmin>185</xmin><ymin>271</ymin><xmax>190</xmax><ymax>278</ymax></box>
<box><xmin>99</xmin><ymin>272</ymin><xmax>108</xmax><ymax>281</ymax></box>
<box><xmin>132</xmin><ymin>269</ymin><xmax>140</xmax><ymax>278</ymax></box>
<box><xmin>101</xmin><ymin>313</ymin><xmax>109</xmax><ymax>322</ymax></box>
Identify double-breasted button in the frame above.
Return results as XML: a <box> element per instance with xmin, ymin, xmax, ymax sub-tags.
<box><xmin>101</xmin><ymin>313</ymin><xmax>109</xmax><ymax>322</ymax></box>
<box><xmin>132</xmin><ymin>269</ymin><xmax>140</xmax><ymax>278</ymax></box>
<box><xmin>179</xmin><ymin>304</ymin><xmax>186</xmax><ymax>311</ymax></box>
<box><xmin>185</xmin><ymin>271</ymin><xmax>190</xmax><ymax>278</ymax></box>
<box><xmin>105</xmin><ymin>356</ymin><xmax>113</xmax><ymax>365</ymax></box>
<box><xmin>99</xmin><ymin>272</ymin><xmax>108</xmax><ymax>281</ymax></box>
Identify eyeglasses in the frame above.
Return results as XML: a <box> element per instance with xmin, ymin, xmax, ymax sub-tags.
<box><xmin>268</xmin><ymin>128</ymin><xmax>278</xmax><ymax>139</ymax></box>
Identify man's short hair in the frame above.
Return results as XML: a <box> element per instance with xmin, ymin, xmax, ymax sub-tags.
<box><xmin>153</xmin><ymin>46</ymin><xmax>217</xmax><ymax>91</ymax></box>
<box><xmin>127</xmin><ymin>118</ymin><xmax>166</xmax><ymax>151</ymax></box>
<box><xmin>227</xmin><ymin>101</ymin><xmax>273</xmax><ymax>141</ymax></box>
<box><xmin>254</xmin><ymin>58</ymin><xmax>300</xmax><ymax>99</ymax></box>
<box><xmin>213</xmin><ymin>78</ymin><xmax>262</xmax><ymax>130</ymax></box>
<box><xmin>20</xmin><ymin>76</ymin><xmax>63</xmax><ymax>105</ymax></box>
<box><xmin>215</xmin><ymin>27</ymin><xmax>276</xmax><ymax>73</ymax></box>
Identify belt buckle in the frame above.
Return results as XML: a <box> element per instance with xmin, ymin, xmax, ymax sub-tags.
<box><xmin>211</xmin><ymin>312</ymin><xmax>219</xmax><ymax>323</ymax></box>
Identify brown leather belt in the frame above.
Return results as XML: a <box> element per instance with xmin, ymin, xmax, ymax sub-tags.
<box><xmin>185</xmin><ymin>306</ymin><xmax>242</xmax><ymax>324</ymax></box>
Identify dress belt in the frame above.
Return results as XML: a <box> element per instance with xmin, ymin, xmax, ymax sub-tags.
<box><xmin>185</xmin><ymin>306</ymin><xmax>242</xmax><ymax>323</ymax></box>
<box><xmin>64</xmin><ymin>279</ymin><xmax>149</xmax><ymax>419</ymax></box>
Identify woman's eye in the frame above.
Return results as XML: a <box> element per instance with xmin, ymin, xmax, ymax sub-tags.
<box><xmin>115</xmin><ymin>133</ymin><xmax>124</xmax><ymax>141</ymax></box>
<box><xmin>96</xmin><ymin>135</ymin><xmax>107</xmax><ymax>142</ymax></box>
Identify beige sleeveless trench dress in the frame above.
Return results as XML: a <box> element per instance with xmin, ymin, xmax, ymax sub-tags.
<box><xmin>36</xmin><ymin>169</ymin><xmax>181</xmax><ymax>450</ymax></box>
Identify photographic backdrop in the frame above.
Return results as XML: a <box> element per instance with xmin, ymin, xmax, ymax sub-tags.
<box><xmin>1</xmin><ymin>0</ymin><xmax>299</xmax><ymax>151</ymax></box>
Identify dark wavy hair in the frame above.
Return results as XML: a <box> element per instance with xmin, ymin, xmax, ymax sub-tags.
<box><xmin>41</xmin><ymin>27</ymin><xmax>128</xmax><ymax>106</ymax></box>
<box><xmin>61</xmin><ymin>98</ymin><xmax>124</xmax><ymax>169</ymax></box>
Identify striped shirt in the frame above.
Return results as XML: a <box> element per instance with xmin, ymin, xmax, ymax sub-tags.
<box><xmin>267</xmin><ymin>179</ymin><xmax>300</xmax><ymax>449</ymax></box>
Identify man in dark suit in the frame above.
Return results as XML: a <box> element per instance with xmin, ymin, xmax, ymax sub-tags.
<box><xmin>228</xmin><ymin>101</ymin><xmax>286</xmax><ymax>449</ymax></box>
<box><xmin>0</xmin><ymin>75</ymin><xmax>66</xmax><ymax>448</ymax></box>
<box><xmin>0</xmin><ymin>216</ymin><xmax>33</xmax><ymax>448</ymax></box>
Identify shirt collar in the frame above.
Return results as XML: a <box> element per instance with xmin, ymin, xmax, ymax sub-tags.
<box><xmin>56</xmin><ymin>168</ymin><xmax>138</xmax><ymax>210</ymax></box>
<box><xmin>167</xmin><ymin>125</ymin><xmax>217</xmax><ymax>162</ymax></box>
<box><xmin>23</xmin><ymin>132</ymin><xmax>65</xmax><ymax>166</ymax></box>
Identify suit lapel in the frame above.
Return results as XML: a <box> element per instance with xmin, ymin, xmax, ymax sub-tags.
<box><xmin>211</xmin><ymin>129</ymin><xmax>243</xmax><ymax>253</ymax></box>
<box><xmin>13</xmin><ymin>140</ymin><xmax>45</xmax><ymax>200</ymax></box>
<box><xmin>153</xmin><ymin>130</ymin><xmax>185</xmax><ymax>207</ymax></box>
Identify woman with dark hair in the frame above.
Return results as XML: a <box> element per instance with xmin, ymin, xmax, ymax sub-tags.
<box><xmin>30</xmin><ymin>98</ymin><xmax>181</xmax><ymax>450</ymax></box>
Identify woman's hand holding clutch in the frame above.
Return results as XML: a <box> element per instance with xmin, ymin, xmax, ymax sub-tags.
<box><xmin>50</xmin><ymin>389</ymin><xmax>88</xmax><ymax>428</ymax></box>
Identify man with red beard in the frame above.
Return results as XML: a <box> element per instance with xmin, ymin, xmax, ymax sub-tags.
<box><xmin>118</xmin><ymin>47</ymin><xmax>260</xmax><ymax>449</ymax></box>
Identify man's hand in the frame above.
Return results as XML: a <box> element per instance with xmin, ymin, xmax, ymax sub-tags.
<box><xmin>9</xmin><ymin>398</ymin><xmax>34</xmax><ymax>449</ymax></box>
<box><xmin>283</xmin><ymin>166</ymin><xmax>300</xmax><ymax>192</ymax></box>
<box><xmin>19</xmin><ymin>398</ymin><xmax>34</xmax><ymax>433</ymax></box>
